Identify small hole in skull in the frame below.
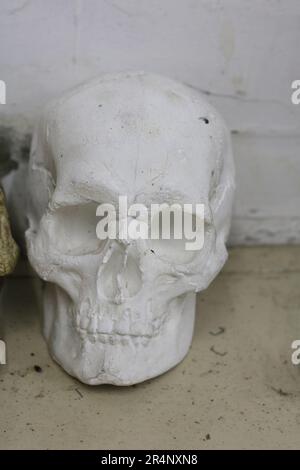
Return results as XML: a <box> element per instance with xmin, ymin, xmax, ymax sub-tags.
<box><xmin>199</xmin><ymin>117</ymin><xmax>209</xmax><ymax>124</ymax></box>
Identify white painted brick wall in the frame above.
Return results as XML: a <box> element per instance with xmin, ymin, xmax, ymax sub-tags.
<box><xmin>0</xmin><ymin>0</ymin><xmax>299</xmax><ymax>244</ymax></box>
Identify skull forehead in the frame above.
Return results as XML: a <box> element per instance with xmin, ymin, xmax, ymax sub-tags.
<box><xmin>45</xmin><ymin>72</ymin><xmax>225</xmax><ymax>204</ymax></box>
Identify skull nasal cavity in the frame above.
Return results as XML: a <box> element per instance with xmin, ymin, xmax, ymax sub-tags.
<box><xmin>97</xmin><ymin>248</ymin><xmax>142</xmax><ymax>301</ymax></box>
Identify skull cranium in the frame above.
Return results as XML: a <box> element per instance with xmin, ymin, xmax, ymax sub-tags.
<box><xmin>26</xmin><ymin>72</ymin><xmax>235</xmax><ymax>385</ymax></box>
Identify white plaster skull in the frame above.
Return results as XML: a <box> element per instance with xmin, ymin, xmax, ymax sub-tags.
<box><xmin>26</xmin><ymin>72</ymin><xmax>235</xmax><ymax>385</ymax></box>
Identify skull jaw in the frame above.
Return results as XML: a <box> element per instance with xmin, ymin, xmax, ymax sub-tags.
<box><xmin>42</xmin><ymin>284</ymin><xmax>196</xmax><ymax>385</ymax></box>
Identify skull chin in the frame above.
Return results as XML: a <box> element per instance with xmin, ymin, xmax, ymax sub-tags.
<box><xmin>42</xmin><ymin>283</ymin><xmax>196</xmax><ymax>385</ymax></box>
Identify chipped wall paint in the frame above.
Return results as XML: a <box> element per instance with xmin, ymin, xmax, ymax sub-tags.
<box><xmin>0</xmin><ymin>0</ymin><xmax>299</xmax><ymax>244</ymax></box>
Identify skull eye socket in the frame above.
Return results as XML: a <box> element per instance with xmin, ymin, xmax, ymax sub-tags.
<box><xmin>49</xmin><ymin>203</ymin><xmax>105</xmax><ymax>256</ymax></box>
<box><xmin>148</xmin><ymin>210</ymin><xmax>203</xmax><ymax>264</ymax></box>
<box><xmin>150</xmin><ymin>238</ymin><xmax>195</xmax><ymax>264</ymax></box>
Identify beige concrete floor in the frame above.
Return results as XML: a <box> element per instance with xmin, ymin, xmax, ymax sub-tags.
<box><xmin>0</xmin><ymin>246</ymin><xmax>300</xmax><ymax>450</ymax></box>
